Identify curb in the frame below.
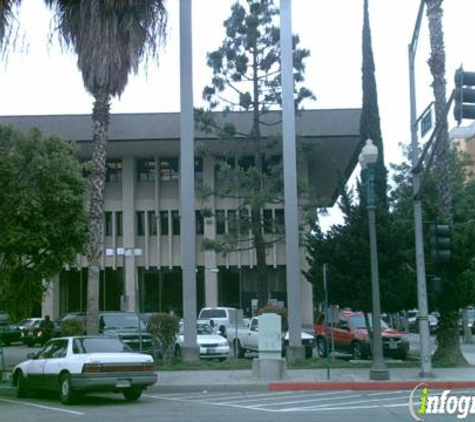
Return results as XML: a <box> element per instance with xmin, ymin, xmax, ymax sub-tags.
<box><xmin>146</xmin><ymin>383</ymin><xmax>270</xmax><ymax>394</ymax></box>
<box><xmin>269</xmin><ymin>381</ymin><xmax>475</xmax><ymax>391</ymax></box>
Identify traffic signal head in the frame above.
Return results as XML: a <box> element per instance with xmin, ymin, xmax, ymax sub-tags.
<box><xmin>430</xmin><ymin>224</ymin><xmax>451</xmax><ymax>263</ymax></box>
<box><xmin>454</xmin><ymin>68</ymin><xmax>475</xmax><ymax>125</ymax></box>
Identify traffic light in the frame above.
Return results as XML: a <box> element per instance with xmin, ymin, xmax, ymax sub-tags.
<box><xmin>430</xmin><ymin>224</ymin><xmax>451</xmax><ymax>263</ymax></box>
<box><xmin>454</xmin><ymin>67</ymin><xmax>475</xmax><ymax>125</ymax></box>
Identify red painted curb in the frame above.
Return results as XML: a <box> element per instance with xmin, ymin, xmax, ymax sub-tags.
<box><xmin>269</xmin><ymin>381</ymin><xmax>475</xmax><ymax>391</ymax></box>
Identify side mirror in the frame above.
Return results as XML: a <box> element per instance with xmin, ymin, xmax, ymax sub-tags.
<box><xmin>27</xmin><ymin>352</ymin><xmax>36</xmax><ymax>360</ymax></box>
<box><xmin>339</xmin><ymin>321</ymin><xmax>350</xmax><ymax>330</ymax></box>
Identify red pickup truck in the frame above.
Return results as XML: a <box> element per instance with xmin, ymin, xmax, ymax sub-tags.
<box><xmin>314</xmin><ymin>310</ymin><xmax>409</xmax><ymax>360</ymax></box>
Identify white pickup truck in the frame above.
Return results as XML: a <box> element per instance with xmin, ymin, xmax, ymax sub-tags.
<box><xmin>197</xmin><ymin>307</ymin><xmax>244</xmax><ymax>338</ymax></box>
<box><xmin>229</xmin><ymin>316</ymin><xmax>315</xmax><ymax>359</ymax></box>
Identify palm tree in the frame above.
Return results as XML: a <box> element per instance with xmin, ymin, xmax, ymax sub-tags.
<box><xmin>0</xmin><ymin>0</ymin><xmax>20</xmax><ymax>57</ymax></box>
<box><xmin>425</xmin><ymin>0</ymin><xmax>467</xmax><ymax>366</ymax></box>
<box><xmin>46</xmin><ymin>0</ymin><xmax>167</xmax><ymax>334</ymax></box>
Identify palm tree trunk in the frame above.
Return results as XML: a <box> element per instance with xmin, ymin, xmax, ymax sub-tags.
<box><xmin>426</xmin><ymin>0</ymin><xmax>466</xmax><ymax>366</ymax></box>
<box><xmin>86</xmin><ymin>90</ymin><xmax>110</xmax><ymax>335</ymax></box>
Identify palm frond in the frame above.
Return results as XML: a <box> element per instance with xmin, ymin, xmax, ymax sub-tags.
<box><xmin>0</xmin><ymin>0</ymin><xmax>21</xmax><ymax>55</ymax></box>
<box><xmin>46</xmin><ymin>0</ymin><xmax>167</xmax><ymax>97</ymax></box>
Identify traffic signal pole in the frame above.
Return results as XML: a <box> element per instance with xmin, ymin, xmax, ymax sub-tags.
<box><xmin>408</xmin><ymin>0</ymin><xmax>433</xmax><ymax>378</ymax></box>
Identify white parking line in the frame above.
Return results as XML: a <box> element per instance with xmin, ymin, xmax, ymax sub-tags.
<box><xmin>217</xmin><ymin>390</ymin><xmax>349</xmax><ymax>404</ymax></box>
<box><xmin>282</xmin><ymin>395</ymin><xmax>409</xmax><ymax>411</ymax></box>
<box><xmin>0</xmin><ymin>398</ymin><xmax>85</xmax><ymax>416</ymax></box>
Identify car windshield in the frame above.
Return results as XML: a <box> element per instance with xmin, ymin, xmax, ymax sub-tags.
<box><xmin>101</xmin><ymin>314</ymin><xmax>146</xmax><ymax>330</ymax></box>
<box><xmin>178</xmin><ymin>323</ymin><xmax>214</xmax><ymax>335</ymax></box>
<box><xmin>349</xmin><ymin>314</ymin><xmax>388</xmax><ymax>329</ymax></box>
<box><xmin>73</xmin><ymin>338</ymin><xmax>132</xmax><ymax>354</ymax></box>
<box><xmin>200</xmin><ymin>309</ymin><xmax>227</xmax><ymax>318</ymax></box>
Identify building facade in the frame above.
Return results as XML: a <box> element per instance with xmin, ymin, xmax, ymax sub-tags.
<box><xmin>0</xmin><ymin>109</ymin><xmax>361</xmax><ymax>325</ymax></box>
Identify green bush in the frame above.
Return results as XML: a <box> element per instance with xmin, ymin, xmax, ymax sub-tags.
<box><xmin>258</xmin><ymin>305</ymin><xmax>288</xmax><ymax>331</ymax></box>
<box><xmin>146</xmin><ymin>313</ymin><xmax>179</xmax><ymax>365</ymax></box>
<box><xmin>61</xmin><ymin>318</ymin><xmax>86</xmax><ymax>336</ymax></box>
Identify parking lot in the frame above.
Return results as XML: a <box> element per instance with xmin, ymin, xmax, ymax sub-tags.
<box><xmin>0</xmin><ymin>389</ymin><xmax>442</xmax><ymax>422</ymax></box>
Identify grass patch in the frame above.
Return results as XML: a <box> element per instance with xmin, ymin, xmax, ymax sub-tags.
<box><xmin>156</xmin><ymin>356</ymin><xmax>421</xmax><ymax>371</ymax></box>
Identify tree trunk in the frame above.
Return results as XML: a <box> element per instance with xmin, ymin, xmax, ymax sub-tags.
<box><xmin>432</xmin><ymin>311</ymin><xmax>469</xmax><ymax>366</ymax></box>
<box><xmin>86</xmin><ymin>90</ymin><xmax>110</xmax><ymax>335</ymax></box>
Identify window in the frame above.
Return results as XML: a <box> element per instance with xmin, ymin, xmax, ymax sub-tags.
<box><xmin>137</xmin><ymin>211</ymin><xmax>145</xmax><ymax>236</ymax></box>
<box><xmin>263</xmin><ymin>209</ymin><xmax>273</xmax><ymax>234</ymax></box>
<box><xmin>196</xmin><ymin>211</ymin><xmax>204</xmax><ymax>235</ymax></box>
<box><xmin>106</xmin><ymin>159</ymin><xmax>122</xmax><ymax>183</ymax></box>
<box><xmin>148</xmin><ymin>211</ymin><xmax>157</xmax><ymax>236</ymax></box>
<box><xmin>160</xmin><ymin>157</ymin><xmax>179</xmax><ymax>181</ymax></box>
<box><xmin>160</xmin><ymin>211</ymin><xmax>169</xmax><ymax>236</ymax></box>
<box><xmin>215</xmin><ymin>156</ymin><xmax>235</xmax><ymax>181</ymax></box>
<box><xmin>105</xmin><ymin>212</ymin><xmax>113</xmax><ymax>237</ymax></box>
<box><xmin>195</xmin><ymin>157</ymin><xmax>203</xmax><ymax>181</ymax></box>
<box><xmin>227</xmin><ymin>210</ymin><xmax>237</xmax><ymax>235</ymax></box>
<box><xmin>116</xmin><ymin>212</ymin><xmax>123</xmax><ymax>236</ymax></box>
<box><xmin>238</xmin><ymin>155</ymin><xmax>255</xmax><ymax>170</ymax></box>
<box><xmin>137</xmin><ymin>158</ymin><xmax>155</xmax><ymax>182</ymax></box>
<box><xmin>274</xmin><ymin>209</ymin><xmax>285</xmax><ymax>234</ymax></box>
<box><xmin>215</xmin><ymin>210</ymin><xmax>226</xmax><ymax>235</ymax></box>
<box><xmin>172</xmin><ymin>211</ymin><xmax>180</xmax><ymax>235</ymax></box>
<box><xmin>262</xmin><ymin>155</ymin><xmax>282</xmax><ymax>175</ymax></box>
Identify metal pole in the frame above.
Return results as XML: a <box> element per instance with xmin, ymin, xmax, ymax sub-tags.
<box><xmin>367</xmin><ymin>166</ymin><xmax>389</xmax><ymax>381</ymax></box>
<box><xmin>323</xmin><ymin>263</ymin><xmax>330</xmax><ymax>380</ymax></box>
<box><xmin>280</xmin><ymin>0</ymin><xmax>303</xmax><ymax>360</ymax></box>
<box><xmin>408</xmin><ymin>0</ymin><xmax>433</xmax><ymax>377</ymax></box>
<box><xmin>180</xmin><ymin>0</ymin><xmax>198</xmax><ymax>361</ymax></box>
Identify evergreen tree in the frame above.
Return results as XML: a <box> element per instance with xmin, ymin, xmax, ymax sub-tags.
<box><xmin>196</xmin><ymin>0</ymin><xmax>314</xmax><ymax>309</ymax></box>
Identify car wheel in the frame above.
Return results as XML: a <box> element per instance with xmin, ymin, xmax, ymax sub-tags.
<box><xmin>123</xmin><ymin>388</ymin><xmax>142</xmax><ymax>402</ymax></box>
<box><xmin>233</xmin><ymin>339</ymin><xmax>245</xmax><ymax>358</ymax></box>
<box><xmin>174</xmin><ymin>344</ymin><xmax>181</xmax><ymax>358</ymax></box>
<box><xmin>59</xmin><ymin>373</ymin><xmax>76</xmax><ymax>405</ymax></box>
<box><xmin>352</xmin><ymin>341</ymin><xmax>365</xmax><ymax>360</ymax></box>
<box><xmin>398</xmin><ymin>350</ymin><xmax>408</xmax><ymax>361</ymax></box>
<box><xmin>316</xmin><ymin>337</ymin><xmax>328</xmax><ymax>358</ymax></box>
<box><xmin>3</xmin><ymin>340</ymin><xmax>10</xmax><ymax>347</ymax></box>
<box><xmin>16</xmin><ymin>371</ymin><xmax>28</xmax><ymax>398</ymax></box>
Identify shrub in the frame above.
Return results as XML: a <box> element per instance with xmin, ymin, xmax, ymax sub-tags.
<box><xmin>258</xmin><ymin>305</ymin><xmax>289</xmax><ymax>331</ymax></box>
<box><xmin>146</xmin><ymin>313</ymin><xmax>179</xmax><ymax>365</ymax></box>
<box><xmin>61</xmin><ymin>318</ymin><xmax>86</xmax><ymax>336</ymax></box>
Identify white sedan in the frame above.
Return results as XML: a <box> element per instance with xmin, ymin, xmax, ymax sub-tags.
<box><xmin>175</xmin><ymin>322</ymin><xmax>230</xmax><ymax>361</ymax></box>
<box><xmin>12</xmin><ymin>336</ymin><xmax>157</xmax><ymax>404</ymax></box>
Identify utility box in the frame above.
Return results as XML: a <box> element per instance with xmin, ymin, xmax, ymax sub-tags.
<box><xmin>258</xmin><ymin>313</ymin><xmax>282</xmax><ymax>360</ymax></box>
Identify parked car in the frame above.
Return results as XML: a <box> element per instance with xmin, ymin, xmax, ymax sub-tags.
<box><xmin>99</xmin><ymin>312</ymin><xmax>154</xmax><ymax>355</ymax></box>
<box><xmin>229</xmin><ymin>316</ymin><xmax>316</xmax><ymax>359</ymax></box>
<box><xmin>17</xmin><ymin>318</ymin><xmax>43</xmax><ymax>332</ymax></box>
<box><xmin>174</xmin><ymin>321</ymin><xmax>230</xmax><ymax>361</ymax></box>
<box><xmin>314</xmin><ymin>311</ymin><xmax>409</xmax><ymax>360</ymax></box>
<box><xmin>197</xmin><ymin>307</ymin><xmax>244</xmax><ymax>338</ymax></box>
<box><xmin>21</xmin><ymin>317</ymin><xmax>56</xmax><ymax>347</ymax></box>
<box><xmin>12</xmin><ymin>336</ymin><xmax>157</xmax><ymax>404</ymax></box>
<box><xmin>0</xmin><ymin>320</ymin><xmax>22</xmax><ymax>346</ymax></box>
<box><xmin>458</xmin><ymin>307</ymin><xmax>475</xmax><ymax>334</ymax></box>
<box><xmin>55</xmin><ymin>312</ymin><xmax>87</xmax><ymax>335</ymax></box>
<box><xmin>407</xmin><ymin>309</ymin><xmax>419</xmax><ymax>333</ymax></box>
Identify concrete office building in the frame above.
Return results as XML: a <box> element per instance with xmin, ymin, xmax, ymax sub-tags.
<box><xmin>0</xmin><ymin>109</ymin><xmax>361</xmax><ymax>325</ymax></box>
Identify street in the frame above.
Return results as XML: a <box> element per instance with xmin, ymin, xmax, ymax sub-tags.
<box><xmin>0</xmin><ymin>388</ymin><xmax>456</xmax><ymax>421</ymax></box>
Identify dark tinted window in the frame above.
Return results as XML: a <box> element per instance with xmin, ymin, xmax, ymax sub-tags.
<box><xmin>99</xmin><ymin>314</ymin><xmax>147</xmax><ymax>331</ymax></box>
<box><xmin>199</xmin><ymin>309</ymin><xmax>227</xmax><ymax>318</ymax></box>
<box><xmin>74</xmin><ymin>338</ymin><xmax>132</xmax><ymax>354</ymax></box>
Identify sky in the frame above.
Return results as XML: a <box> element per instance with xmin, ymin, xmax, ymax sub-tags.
<box><xmin>1</xmin><ymin>0</ymin><xmax>475</xmax><ymax>228</ymax></box>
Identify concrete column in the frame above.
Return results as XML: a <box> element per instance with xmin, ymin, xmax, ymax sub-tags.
<box><xmin>122</xmin><ymin>156</ymin><xmax>137</xmax><ymax>312</ymax></box>
<box><xmin>42</xmin><ymin>275</ymin><xmax>60</xmax><ymax>319</ymax></box>
<box><xmin>203</xmin><ymin>155</ymin><xmax>218</xmax><ymax>306</ymax></box>
<box><xmin>281</xmin><ymin>0</ymin><xmax>304</xmax><ymax>361</ymax></box>
<box><xmin>180</xmin><ymin>0</ymin><xmax>199</xmax><ymax>361</ymax></box>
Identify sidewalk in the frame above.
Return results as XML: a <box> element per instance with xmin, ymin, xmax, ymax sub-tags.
<box><xmin>148</xmin><ymin>365</ymin><xmax>475</xmax><ymax>393</ymax></box>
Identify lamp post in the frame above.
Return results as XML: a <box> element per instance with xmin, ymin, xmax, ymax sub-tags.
<box><xmin>359</xmin><ymin>139</ymin><xmax>390</xmax><ymax>381</ymax></box>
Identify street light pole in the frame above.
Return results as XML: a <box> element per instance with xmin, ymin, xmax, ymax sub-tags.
<box><xmin>408</xmin><ymin>0</ymin><xmax>433</xmax><ymax>377</ymax></box>
<box><xmin>359</xmin><ymin>139</ymin><xmax>390</xmax><ymax>381</ymax></box>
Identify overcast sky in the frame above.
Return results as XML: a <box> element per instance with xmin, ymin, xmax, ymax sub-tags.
<box><xmin>1</xmin><ymin>0</ymin><xmax>474</xmax><ymax>227</ymax></box>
